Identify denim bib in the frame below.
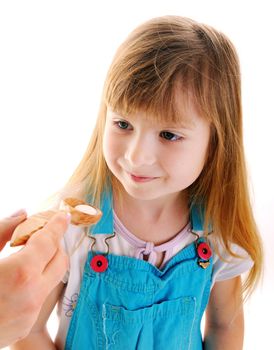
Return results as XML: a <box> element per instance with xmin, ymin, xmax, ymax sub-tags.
<box><xmin>65</xmin><ymin>193</ymin><xmax>212</xmax><ymax>350</ymax></box>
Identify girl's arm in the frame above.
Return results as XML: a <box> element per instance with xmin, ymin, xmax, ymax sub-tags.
<box><xmin>203</xmin><ymin>276</ymin><xmax>244</xmax><ymax>350</ymax></box>
<box><xmin>10</xmin><ymin>282</ymin><xmax>65</xmax><ymax>350</ymax></box>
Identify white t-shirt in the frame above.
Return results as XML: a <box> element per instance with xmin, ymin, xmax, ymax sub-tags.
<box><xmin>55</xmin><ymin>216</ymin><xmax>253</xmax><ymax>349</ymax></box>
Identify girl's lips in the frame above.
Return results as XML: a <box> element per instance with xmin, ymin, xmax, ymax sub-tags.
<box><xmin>129</xmin><ymin>173</ymin><xmax>158</xmax><ymax>183</ymax></box>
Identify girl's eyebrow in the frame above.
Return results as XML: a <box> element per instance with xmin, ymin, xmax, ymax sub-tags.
<box><xmin>158</xmin><ymin>119</ymin><xmax>196</xmax><ymax>131</ymax></box>
<box><xmin>161</xmin><ymin>117</ymin><xmax>196</xmax><ymax>130</ymax></box>
<box><xmin>108</xmin><ymin>110</ymin><xmax>195</xmax><ymax>130</ymax></box>
<box><xmin>163</xmin><ymin>122</ymin><xmax>195</xmax><ymax>131</ymax></box>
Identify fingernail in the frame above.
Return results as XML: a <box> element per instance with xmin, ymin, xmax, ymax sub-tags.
<box><xmin>10</xmin><ymin>209</ymin><xmax>27</xmax><ymax>217</ymax></box>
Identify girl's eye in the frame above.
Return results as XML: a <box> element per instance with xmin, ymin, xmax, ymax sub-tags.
<box><xmin>113</xmin><ymin>121</ymin><xmax>182</xmax><ymax>141</ymax></box>
<box><xmin>160</xmin><ymin>131</ymin><xmax>182</xmax><ymax>141</ymax></box>
<box><xmin>115</xmin><ymin>121</ymin><xmax>130</xmax><ymax>130</ymax></box>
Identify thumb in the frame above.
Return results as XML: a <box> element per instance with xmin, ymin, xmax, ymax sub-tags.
<box><xmin>41</xmin><ymin>211</ymin><xmax>71</xmax><ymax>242</ymax></box>
<box><xmin>0</xmin><ymin>210</ymin><xmax>27</xmax><ymax>251</ymax></box>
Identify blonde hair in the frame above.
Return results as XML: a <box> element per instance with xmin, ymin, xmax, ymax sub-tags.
<box><xmin>61</xmin><ymin>16</ymin><xmax>263</xmax><ymax>297</ymax></box>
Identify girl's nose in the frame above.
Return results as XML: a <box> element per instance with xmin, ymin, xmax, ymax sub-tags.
<box><xmin>124</xmin><ymin>134</ymin><xmax>157</xmax><ymax>167</ymax></box>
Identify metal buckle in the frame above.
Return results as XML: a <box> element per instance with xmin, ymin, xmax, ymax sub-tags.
<box><xmin>85</xmin><ymin>227</ymin><xmax>116</xmax><ymax>255</ymax></box>
<box><xmin>191</xmin><ymin>230</ymin><xmax>213</xmax><ymax>269</ymax></box>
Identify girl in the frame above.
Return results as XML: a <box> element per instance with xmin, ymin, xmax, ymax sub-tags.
<box><xmin>12</xmin><ymin>15</ymin><xmax>262</xmax><ymax>350</ymax></box>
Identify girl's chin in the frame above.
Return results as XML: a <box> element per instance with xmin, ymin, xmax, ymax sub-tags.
<box><xmin>120</xmin><ymin>183</ymin><xmax>165</xmax><ymax>201</ymax></box>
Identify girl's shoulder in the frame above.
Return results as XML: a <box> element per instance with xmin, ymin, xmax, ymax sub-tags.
<box><xmin>209</xmin><ymin>234</ymin><xmax>254</xmax><ymax>285</ymax></box>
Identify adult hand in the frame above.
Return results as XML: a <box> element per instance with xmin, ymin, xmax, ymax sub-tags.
<box><xmin>0</xmin><ymin>210</ymin><xmax>70</xmax><ymax>348</ymax></box>
<box><xmin>0</xmin><ymin>210</ymin><xmax>27</xmax><ymax>251</ymax></box>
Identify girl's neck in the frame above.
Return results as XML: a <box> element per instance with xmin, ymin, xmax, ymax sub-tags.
<box><xmin>113</xmin><ymin>189</ymin><xmax>190</xmax><ymax>244</ymax></box>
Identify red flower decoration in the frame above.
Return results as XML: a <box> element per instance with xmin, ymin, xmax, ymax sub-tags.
<box><xmin>90</xmin><ymin>255</ymin><xmax>108</xmax><ymax>273</ymax></box>
<box><xmin>197</xmin><ymin>242</ymin><xmax>212</xmax><ymax>260</ymax></box>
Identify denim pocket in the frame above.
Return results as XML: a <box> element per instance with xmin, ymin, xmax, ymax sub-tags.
<box><xmin>102</xmin><ymin>296</ymin><xmax>196</xmax><ymax>350</ymax></box>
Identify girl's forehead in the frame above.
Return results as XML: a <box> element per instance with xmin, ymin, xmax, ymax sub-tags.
<box><xmin>105</xmin><ymin>77</ymin><xmax>206</xmax><ymax>128</ymax></box>
<box><xmin>106</xmin><ymin>92</ymin><xmax>201</xmax><ymax>129</ymax></box>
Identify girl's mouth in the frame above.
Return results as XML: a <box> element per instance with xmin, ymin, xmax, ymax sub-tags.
<box><xmin>129</xmin><ymin>173</ymin><xmax>158</xmax><ymax>183</ymax></box>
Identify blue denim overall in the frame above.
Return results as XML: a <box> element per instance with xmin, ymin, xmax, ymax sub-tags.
<box><xmin>65</xmin><ymin>192</ymin><xmax>212</xmax><ymax>350</ymax></box>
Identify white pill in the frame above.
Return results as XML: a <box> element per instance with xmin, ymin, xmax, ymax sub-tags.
<box><xmin>75</xmin><ymin>204</ymin><xmax>97</xmax><ymax>215</ymax></box>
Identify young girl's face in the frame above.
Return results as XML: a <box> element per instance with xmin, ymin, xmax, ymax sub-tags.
<box><xmin>103</xmin><ymin>95</ymin><xmax>211</xmax><ymax>202</ymax></box>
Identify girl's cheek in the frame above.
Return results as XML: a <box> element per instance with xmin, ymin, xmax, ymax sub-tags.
<box><xmin>103</xmin><ymin>131</ymin><xmax>120</xmax><ymax>159</ymax></box>
<box><xmin>102</xmin><ymin>130</ymin><xmax>111</xmax><ymax>159</ymax></box>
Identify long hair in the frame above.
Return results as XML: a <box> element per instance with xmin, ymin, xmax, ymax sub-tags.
<box><xmin>61</xmin><ymin>16</ymin><xmax>263</xmax><ymax>297</ymax></box>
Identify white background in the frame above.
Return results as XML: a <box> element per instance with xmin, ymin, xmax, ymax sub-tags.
<box><xmin>0</xmin><ymin>1</ymin><xmax>273</xmax><ymax>349</ymax></box>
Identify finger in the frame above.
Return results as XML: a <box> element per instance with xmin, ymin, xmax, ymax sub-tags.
<box><xmin>0</xmin><ymin>212</ymin><xmax>27</xmax><ymax>251</ymax></box>
<box><xmin>42</xmin><ymin>248</ymin><xmax>69</xmax><ymax>293</ymax></box>
<box><xmin>18</xmin><ymin>212</ymin><xmax>70</xmax><ymax>273</ymax></box>
<box><xmin>42</xmin><ymin>211</ymin><xmax>71</xmax><ymax>243</ymax></box>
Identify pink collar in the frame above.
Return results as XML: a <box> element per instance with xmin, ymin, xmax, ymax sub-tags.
<box><xmin>113</xmin><ymin>211</ymin><xmax>191</xmax><ymax>268</ymax></box>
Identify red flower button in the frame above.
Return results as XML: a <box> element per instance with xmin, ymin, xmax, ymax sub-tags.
<box><xmin>90</xmin><ymin>255</ymin><xmax>108</xmax><ymax>273</ymax></box>
<box><xmin>197</xmin><ymin>242</ymin><xmax>212</xmax><ymax>260</ymax></box>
